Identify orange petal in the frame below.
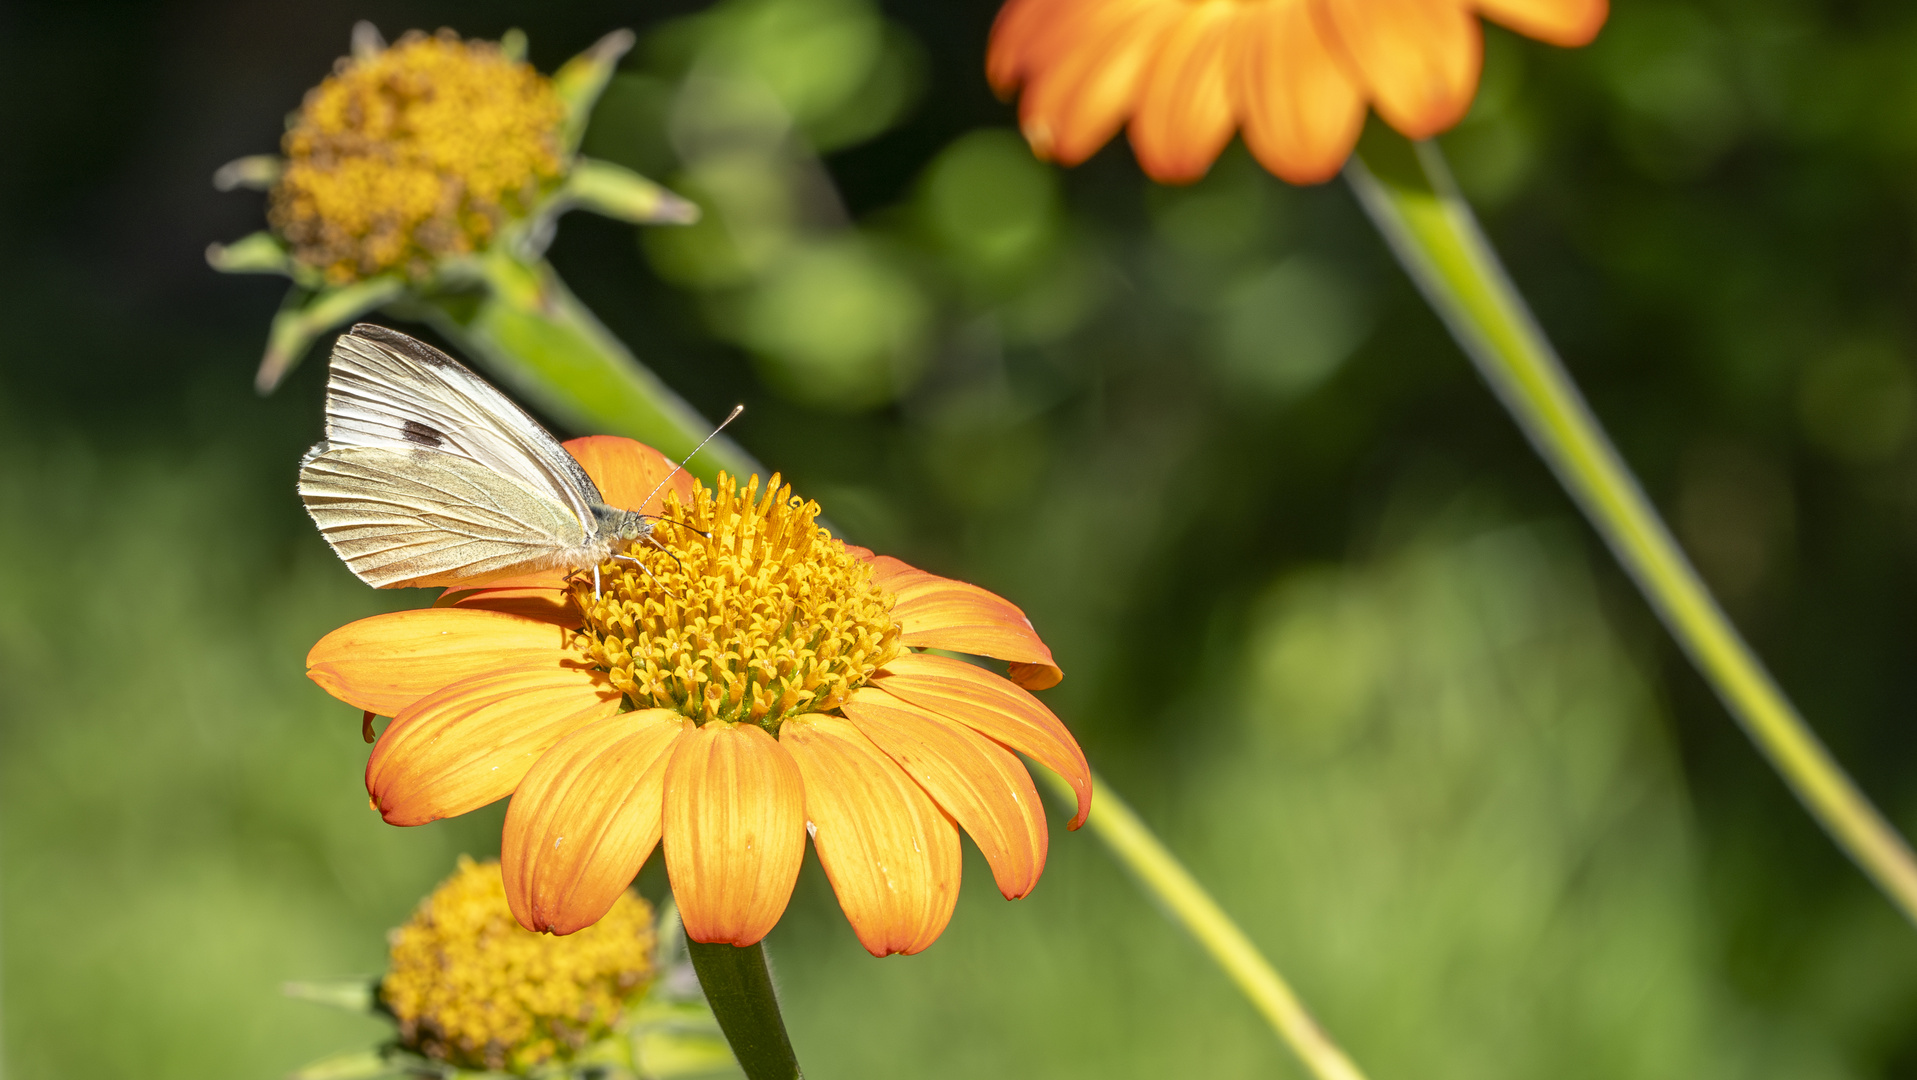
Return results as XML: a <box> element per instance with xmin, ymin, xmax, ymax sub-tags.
<box><xmin>501</xmin><ymin>709</ymin><xmax>689</xmax><ymax>934</ymax></box>
<box><xmin>1236</xmin><ymin>0</ymin><xmax>1366</xmax><ymax>184</ymax></box>
<box><xmin>1016</xmin><ymin>0</ymin><xmax>1186</xmax><ymax>166</ymax></box>
<box><xmin>365</xmin><ymin>660</ymin><xmax>621</xmax><ymax>826</ymax></box>
<box><xmin>865</xmin><ymin>555</ymin><xmax>1062</xmax><ymax>689</ymax></box>
<box><xmin>781</xmin><ymin>715</ymin><xmax>961</xmax><ymax>956</ymax></box>
<box><xmin>1315</xmin><ymin>0</ymin><xmax>1481</xmax><ymax>139</ymax></box>
<box><xmin>1127</xmin><ymin>0</ymin><xmax>1241</xmax><ymax>184</ymax></box>
<box><xmin>873</xmin><ymin>653</ymin><xmax>1091</xmax><ymax>830</ymax></box>
<box><xmin>842</xmin><ymin>688</ymin><xmax>1047</xmax><ymax>899</ymax></box>
<box><xmin>1474</xmin><ymin>0</ymin><xmax>1605</xmax><ymax>47</ymax></box>
<box><xmin>986</xmin><ymin>0</ymin><xmax>1066</xmax><ymax>95</ymax></box>
<box><xmin>663</xmin><ymin>722</ymin><xmax>807</xmax><ymax>946</ymax></box>
<box><xmin>436</xmin><ymin>581</ymin><xmax>581</xmax><ymax>626</ymax></box>
<box><xmin>307</xmin><ymin>608</ymin><xmax>578</xmax><ymax>717</ymax></box>
<box><xmin>563</xmin><ymin>435</ymin><xmax>698</xmax><ymax>514</ymax></box>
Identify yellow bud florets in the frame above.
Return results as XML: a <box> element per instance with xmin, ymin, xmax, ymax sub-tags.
<box><xmin>381</xmin><ymin>857</ymin><xmax>654</xmax><ymax>1073</ymax></box>
<box><xmin>269</xmin><ymin>30</ymin><xmax>565</xmax><ymax>284</ymax></box>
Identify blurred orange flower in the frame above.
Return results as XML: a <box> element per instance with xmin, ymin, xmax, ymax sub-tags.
<box><xmin>986</xmin><ymin>0</ymin><xmax>1606</xmax><ymax>184</ymax></box>
<box><xmin>307</xmin><ymin>436</ymin><xmax>1090</xmax><ymax>956</ymax></box>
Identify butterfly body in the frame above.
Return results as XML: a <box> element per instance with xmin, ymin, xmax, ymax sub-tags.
<box><xmin>298</xmin><ymin>324</ymin><xmax>657</xmax><ymax>590</ymax></box>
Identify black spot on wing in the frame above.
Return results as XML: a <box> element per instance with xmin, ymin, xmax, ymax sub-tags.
<box><xmin>347</xmin><ymin>323</ymin><xmax>461</xmax><ymax>370</ymax></box>
<box><xmin>401</xmin><ymin>420</ymin><xmax>445</xmax><ymax>448</ymax></box>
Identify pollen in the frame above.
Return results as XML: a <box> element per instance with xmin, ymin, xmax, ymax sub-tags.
<box><xmin>380</xmin><ymin>856</ymin><xmax>654</xmax><ymax>1073</ymax></box>
<box><xmin>574</xmin><ymin>473</ymin><xmax>902</xmax><ymax>730</ymax></box>
<box><xmin>268</xmin><ymin>29</ymin><xmax>565</xmax><ymax>285</ymax></box>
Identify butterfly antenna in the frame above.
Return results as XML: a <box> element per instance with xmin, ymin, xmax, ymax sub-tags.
<box><xmin>647</xmin><ymin>515</ymin><xmax>713</xmax><ymax>540</ymax></box>
<box><xmin>638</xmin><ymin>404</ymin><xmax>745</xmax><ymax>512</ymax></box>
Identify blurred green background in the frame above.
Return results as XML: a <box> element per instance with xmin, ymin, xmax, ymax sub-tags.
<box><xmin>8</xmin><ymin>0</ymin><xmax>1917</xmax><ymax>1076</ymax></box>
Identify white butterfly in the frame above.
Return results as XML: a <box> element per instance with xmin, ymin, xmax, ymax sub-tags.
<box><xmin>298</xmin><ymin>324</ymin><xmax>730</xmax><ymax>591</ymax></box>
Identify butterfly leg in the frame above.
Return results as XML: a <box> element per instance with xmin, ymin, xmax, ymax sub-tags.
<box><xmin>639</xmin><ymin>532</ymin><xmax>692</xmax><ymax>575</ymax></box>
<box><xmin>611</xmin><ymin>553</ymin><xmax>682</xmax><ymax>600</ymax></box>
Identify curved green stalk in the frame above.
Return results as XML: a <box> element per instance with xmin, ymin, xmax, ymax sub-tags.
<box><xmin>683</xmin><ymin>938</ymin><xmax>803</xmax><ymax>1080</ymax></box>
<box><xmin>404</xmin><ymin>251</ymin><xmax>766</xmax><ymax>486</ymax></box>
<box><xmin>1344</xmin><ymin>131</ymin><xmax>1917</xmax><ymax>924</ymax></box>
<box><xmin>1038</xmin><ymin>770</ymin><xmax>1368</xmax><ymax>1080</ymax></box>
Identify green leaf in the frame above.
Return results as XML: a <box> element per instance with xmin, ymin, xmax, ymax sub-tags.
<box><xmin>555</xmin><ymin>30</ymin><xmax>637</xmax><ymax>156</ymax></box>
<box><xmin>560</xmin><ymin>159</ymin><xmax>700</xmax><ymax>225</ymax></box>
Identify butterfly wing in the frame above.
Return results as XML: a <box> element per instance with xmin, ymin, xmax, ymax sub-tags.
<box><xmin>320</xmin><ymin>325</ymin><xmax>605</xmax><ymax>525</ymax></box>
<box><xmin>299</xmin><ymin>325</ymin><xmax>605</xmax><ymax>589</ymax></box>
<box><xmin>300</xmin><ymin>446</ymin><xmax>594</xmax><ymax>589</ymax></box>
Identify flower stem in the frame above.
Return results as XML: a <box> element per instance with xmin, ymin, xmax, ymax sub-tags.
<box><xmin>1344</xmin><ymin>131</ymin><xmax>1917</xmax><ymax>925</ymax></box>
<box><xmin>407</xmin><ymin>251</ymin><xmax>766</xmax><ymax>485</ymax></box>
<box><xmin>683</xmin><ymin>937</ymin><xmax>803</xmax><ymax>1080</ymax></box>
<box><xmin>1038</xmin><ymin>770</ymin><xmax>1368</xmax><ymax>1080</ymax></box>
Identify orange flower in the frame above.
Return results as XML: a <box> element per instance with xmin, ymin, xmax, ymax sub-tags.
<box><xmin>986</xmin><ymin>0</ymin><xmax>1607</xmax><ymax>184</ymax></box>
<box><xmin>308</xmin><ymin>436</ymin><xmax>1090</xmax><ymax>956</ymax></box>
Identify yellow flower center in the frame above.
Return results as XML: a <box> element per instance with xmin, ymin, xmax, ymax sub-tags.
<box><xmin>380</xmin><ymin>856</ymin><xmax>654</xmax><ymax>1073</ymax></box>
<box><xmin>269</xmin><ymin>29</ymin><xmax>565</xmax><ymax>284</ymax></box>
<box><xmin>574</xmin><ymin>473</ymin><xmax>902</xmax><ymax>731</ymax></box>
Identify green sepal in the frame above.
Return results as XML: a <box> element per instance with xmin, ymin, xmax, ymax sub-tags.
<box><xmin>555</xmin><ymin>30</ymin><xmax>638</xmax><ymax>156</ymax></box>
<box><xmin>204</xmin><ymin>231</ymin><xmax>292</xmax><ymax>276</ymax></box>
<box><xmin>211</xmin><ymin>155</ymin><xmax>282</xmax><ymax>192</ymax></box>
<box><xmin>258</xmin><ymin>276</ymin><xmax>407</xmax><ymax>393</ymax></box>
<box><xmin>283</xmin><ymin>976</ymin><xmax>383</xmax><ymax>1016</ymax></box>
<box><xmin>500</xmin><ymin>27</ymin><xmax>528</xmax><ymax>62</ymax></box>
<box><xmin>560</xmin><ymin>158</ymin><xmax>700</xmax><ymax>225</ymax></box>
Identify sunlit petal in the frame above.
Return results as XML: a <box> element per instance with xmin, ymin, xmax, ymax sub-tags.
<box><xmin>663</xmin><ymin>722</ymin><xmax>808</xmax><ymax>946</ymax></box>
<box><xmin>874</xmin><ymin>653</ymin><xmax>1091</xmax><ymax>830</ymax></box>
<box><xmin>1237</xmin><ymin>0</ymin><xmax>1367</xmax><ymax>184</ymax></box>
<box><xmin>366</xmin><ymin>660</ymin><xmax>622</xmax><ymax>826</ymax></box>
<box><xmin>782</xmin><ymin>714</ymin><xmax>961</xmax><ymax>956</ymax></box>
<box><xmin>436</xmin><ymin>580</ymin><xmax>580</xmax><ymax>626</ymax></box>
<box><xmin>863</xmin><ymin>554</ymin><xmax>1062</xmax><ymax>689</ymax></box>
<box><xmin>308</xmin><ymin>608</ymin><xmax>578</xmax><ymax>717</ymax></box>
<box><xmin>1315</xmin><ymin>0</ymin><xmax>1481</xmax><ymax>138</ymax></box>
<box><xmin>843</xmin><ymin>687</ymin><xmax>1048</xmax><ymax>899</ymax></box>
<box><xmin>1016</xmin><ymin>0</ymin><xmax>1186</xmax><ymax>166</ymax></box>
<box><xmin>1474</xmin><ymin>0</ymin><xmax>1606</xmax><ymax>47</ymax></box>
<box><xmin>1128</xmin><ymin>0</ymin><xmax>1242</xmax><ymax>184</ymax></box>
<box><xmin>563</xmin><ymin>435</ymin><xmax>698</xmax><ymax>513</ymax></box>
<box><xmin>501</xmin><ymin>709</ymin><xmax>688</xmax><ymax>934</ymax></box>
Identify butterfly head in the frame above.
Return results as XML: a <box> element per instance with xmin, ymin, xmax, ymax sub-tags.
<box><xmin>593</xmin><ymin>505</ymin><xmax>655</xmax><ymax>544</ymax></box>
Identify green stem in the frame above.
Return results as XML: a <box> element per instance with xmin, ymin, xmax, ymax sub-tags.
<box><xmin>683</xmin><ymin>937</ymin><xmax>803</xmax><ymax>1080</ymax></box>
<box><xmin>1344</xmin><ymin>131</ymin><xmax>1917</xmax><ymax>924</ymax></box>
<box><xmin>410</xmin><ymin>251</ymin><xmax>766</xmax><ymax>486</ymax></box>
<box><xmin>1038</xmin><ymin>770</ymin><xmax>1368</xmax><ymax>1080</ymax></box>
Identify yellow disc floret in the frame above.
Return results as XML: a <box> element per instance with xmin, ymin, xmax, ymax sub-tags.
<box><xmin>381</xmin><ymin>857</ymin><xmax>655</xmax><ymax>1073</ymax></box>
<box><xmin>269</xmin><ymin>29</ymin><xmax>565</xmax><ymax>284</ymax></box>
<box><xmin>575</xmin><ymin>473</ymin><xmax>902</xmax><ymax>730</ymax></box>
